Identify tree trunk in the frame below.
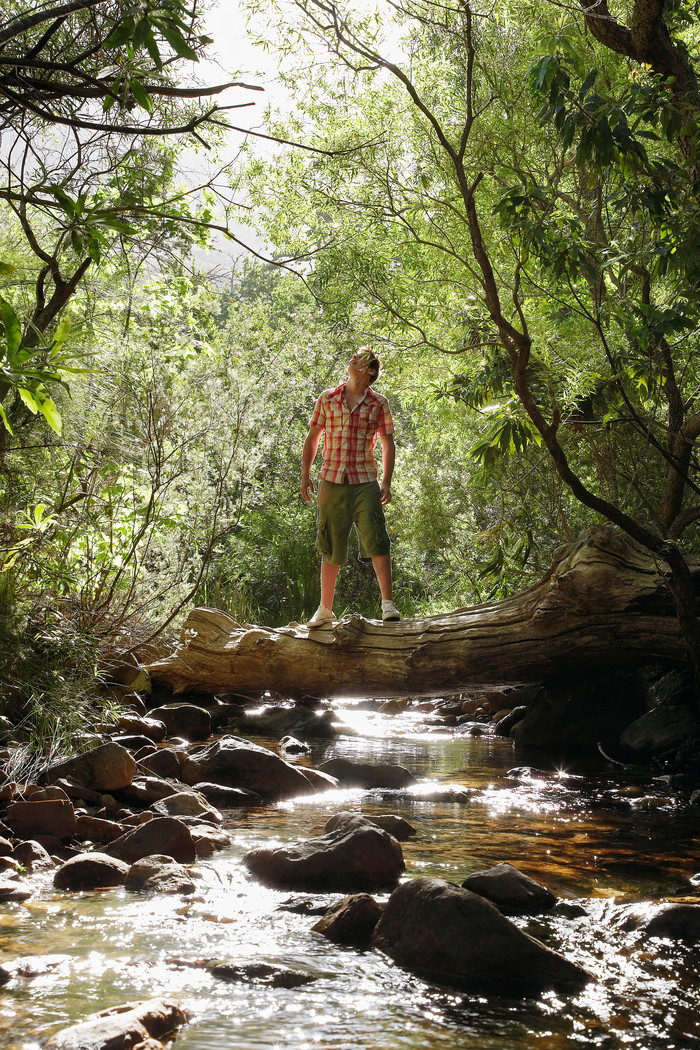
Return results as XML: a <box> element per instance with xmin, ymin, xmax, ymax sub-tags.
<box><xmin>147</xmin><ymin>526</ymin><xmax>699</xmax><ymax>699</ymax></box>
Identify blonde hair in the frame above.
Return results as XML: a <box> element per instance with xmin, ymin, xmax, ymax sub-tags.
<box><xmin>358</xmin><ymin>346</ymin><xmax>381</xmax><ymax>383</ymax></box>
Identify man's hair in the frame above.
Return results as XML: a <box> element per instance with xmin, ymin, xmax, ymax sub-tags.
<box><xmin>359</xmin><ymin>346</ymin><xmax>381</xmax><ymax>384</ymax></box>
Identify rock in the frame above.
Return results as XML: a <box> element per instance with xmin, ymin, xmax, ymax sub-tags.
<box><xmin>52</xmin><ymin>778</ymin><xmax>102</xmax><ymax>805</ymax></box>
<box><xmin>324</xmin><ymin>811</ymin><xmax>416</xmax><ymax>841</ymax></box>
<box><xmin>299</xmin><ymin>767</ymin><xmax>340</xmax><ymax>792</ymax></box>
<box><xmin>150</xmin><ymin>791</ymin><xmax>223</xmax><ymax>824</ymax></box>
<box><xmin>74</xmin><ymin>815</ymin><xmax>125</xmax><ymax>843</ymax></box>
<box><xmin>643</xmin><ymin>903</ymin><xmax>700</xmax><ymax>941</ymax></box>
<box><xmin>209</xmin><ymin>962</ymin><xmax>316</xmax><ymax>988</ymax></box>
<box><xmin>180</xmin><ymin>737</ymin><xmax>313</xmax><ymax>800</ymax></box>
<box><xmin>188</xmin><ymin>824</ymin><xmax>231</xmax><ymax>856</ymax></box>
<box><xmin>47</xmin><ymin>742</ymin><xmax>136</xmax><ymax>793</ymax></box>
<box><xmin>462</xmin><ymin>862</ymin><xmax>556</xmax><ymax>915</ymax></box>
<box><xmin>44</xmin><ymin>997</ymin><xmax>189</xmax><ymax>1050</ymax></box>
<box><xmin>244</xmin><ymin>813</ymin><xmax>404</xmax><ymax>891</ymax></box>
<box><xmin>494</xmin><ymin>706</ymin><xmax>528</xmax><ymax>737</ymax></box>
<box><xmin>125</xmin><ymin>855</ymin><xmax>196</xmax><ymax>894</ymax></box>
<box><xmin>53</xmin><ymin>853</ymin><xmax>130</xmax><ymax>891</ymax></box>
<box><xmin>0</xmin><ymin>877</ymin><xmax>33</xmax><ymax>901</ymax></box>
<box><xmin>11</xmin><ymin>839</ymin><xmax>53</xmax><ymax>871</ymax></box>
<box><xmin>5</xmin><ymin>799</ymin><xmax>76</xmax><ymax>841</ymax></box>
<box><xmin>104</xmin><ymin>816</ymin><xmax>196</xmax><ymax>864</ymax></box>
<box><xmin>371</xmin><ymin>877</ymin><xmax>591</xmax><ymax>996</ymax></box>
<box><xmin>0</xmin><ymin>836</ymin><xmax>13</xmax><ymax>856</ymax></box>
<box><xmin>279</xmin><ymin>735</ymin><xmax>311</xmax><ymax>754</ymax></box>
<box><xmin>620</xmin><ymin>706</ymin><xmax>700</xmax><ymax>754</ymax></box>
<box><xmin>191</xmin><ymin>781</ymin><xmax>261</xmax><ymax>807</ymax></box>
<box><xmin>318</xmin><ymin>758</ymin><xmax>417</xmax><ymax>789</ymax></box>
<box><xmin>117</xmin><ymin>777</ymin><xmax>179</xmax><ymax>805</ymax></box>
<box><xmin>118</xmin><ymin>715</ymin><xmax>167</xmax><ymax>742</ymax></box>
<box><xmin>149</xmin><ymin>703</ymin><xmax>212</xmax><ymax>741</ymax></box>
<box><xmin>243</xmin><ymin>705</ymin><xmax>338</xmax><ymax>739</ymax></box>
<box><xmin>112</xmin><ymin>734</ymin><xmax>159</xmax><ymax>753</ymax></box>
<box><xmin>313</xmin><ymin>893</ymin><xmax>383</xmax><ymax>947</ymax></box>
<box><xmin>139</xmin><ymin>749</ymin><xmax>182</xmax><ymax>779</ymax></box>
<box><xmin>29</xmin><ymin>786</ymin><xmax>71</xmax><ymax>802</ymax></box>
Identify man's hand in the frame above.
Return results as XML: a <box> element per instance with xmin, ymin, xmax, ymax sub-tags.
<box><xmin>380</xmin><ymin>482</ymin><xmax>392</xmax><ymax>506</ymax></box>
<box><xmin>301</xmin><ymin>474</ymin><xmax>315</xmax><ymax>502</ymax></box>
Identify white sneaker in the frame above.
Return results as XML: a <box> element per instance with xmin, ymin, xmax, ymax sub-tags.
<box><xmin>307</xmin><ymin>604</ymin><xmax>337</xmax><ymax>628</ymax></box>
<box><xmin>382</xmin><ymin>599</ymin><xmax>400</xmax><ymax>622</ymax></box>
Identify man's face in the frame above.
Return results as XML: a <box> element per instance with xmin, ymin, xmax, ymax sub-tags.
<box><xmin>348</xmin><ymin>351</ymin><xmax>373</xmax><ymax>376</ymax></box>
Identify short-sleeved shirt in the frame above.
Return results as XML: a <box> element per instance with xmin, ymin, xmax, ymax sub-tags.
<box><xmin>310</xmin><ymin>382</ymin><xmax>394</xmax><ymax>484</ymax></box>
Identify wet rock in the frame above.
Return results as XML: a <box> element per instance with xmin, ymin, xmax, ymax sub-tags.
<box><xmin>190</xmin><ymin>781</ymin><xmax>261</xmax><ymax>807</ymax></box>
<box><xmin>620</xmin><ymin>706</ymin><xmax>700</xmax><ymax>755</ymax></box>
<box><xmin>44</xmin><ymin>997</ymin><xmax>189</xmax><ymax>1050</ymax></box>
<box><xmin>180</xmin><ymin>737</ymin><xmax>313</xmax><ymax>800</ymax></box>
<box><xmin>112</xmin><ymin>734</ymin><xmax>158</xmax><ymax>753</ymax></box>
<box><xmin>0</xmin><ymin>877</ymin><xmax>33</xmax><ymax>901</ymax></box>
<box><xmin>643</xmin><ymin>903</ymin><xmax>700</xmax><ymax>942</ymax></box>
<box><xmin>462</xmin><ymin>862</ymin><xmax>556</xmax><ymax>915</ymax></box>
<box><xmin>74</xmin><ymin>815</ymin><xmax>125</xmax><ymax>843</ymax></box>
<box><xmin>324</xmin><ymin>811</ymin><xmax>416</xmax><ymax>841</ymax></box>
<box><xmin>118</xmin><ymin>715</ymin><xmax>167</xmax><ymax>743</ymax></box>
<box><xmin>243</xmin><ymin>813</ymin><xmax>404</xmax><ymax>892</ymax></box>
<box><xmin>116</xmin><ymin>776</ymin><xmax>179</xmax><ymax>805</ymax></box>
<box><xmin>318</xmin><ymin>758</ymin><xmax>417</xmax><ymax>789</ymax></box>
<box><xmin>0</xmin><ymin>836</ymin><xmax>12</xmax><ymax>856</ymax></box>
<box><xmin>46</xmin><ymin>742</ymin><xmax>136</xmax><ymax>793</ymax></box>
<box><xmin>150</xmin><ymin>790</ymin><xmax>222</xmax><ymax>824</ymax></box>
<box><xmin>279</xmin><ymin>735</ymin><xmax>311</xmax><ymax>754</ymax></box>
<box><xmin>371</xmin><ymin>876</ymin><xmax>591</xmax><ymax>996</ymax></box>
<box><xmin>243</xmin><ymin>705</ymin><xmax>338</xmax><ymax>740</ymax></box>
<box><xmin>184</xmin><ymin>824</ymin><xmax>231</xmax><ymax>853</ymax></box>
<box><xmin>313</xmin><ymin>893</ymin><xmax>383</xmax><ymax>947</ymax></box>
<box><xmin>125</xmin><ymin>855</ymin><xmax>196</xmax><ymax>894</ymax></box>
<box><xmin>139</xmin><ymin>748</ymin><xmax>182</xmax><ymax>779</ymax></box>
<box><xmin>378</xmin><ymin>785</ymin><xmax>471</xmax><ymax>803</ymax></box>
<box><xmin>11</xmin><ymin>839</ymin><xmax>53</xmax><ymax>871</ymax></box>
<box><xmin>149</xmin><ymin>703</ymin><xmax>212</xmax><ymax>741</ymax></box>
<box><xmin>299</xmin><ymin>767</ymin><xmax>340</xmax><ymax>792</ymax></box>
<box><xmin>275</xmin><ymin>897</ymin><xmax>329</xmax><ymax>916</ymax></box>
<box><xmin>6</xmin><ymin>799</ymin><xmax>76</xmax><ymax>841</ymax></box>
<box><xmin>104</xmin><ymin>816</ymin><xmax>196</xmax><ymax>865</ymax></box>
<box><xmin>0</xmin><ymin>954</ymin><xmax>70</xmax><ymax>981</ymax></box>
<box><xmin>209</xmin><ymin>962</ymin><xmax>316</xmax><ymax>988</ymax></box>
<box><xmin>494</xmin><ymin>706</ymin><xmax>528</xmax><ymax>737</ymax></box>
<box><xmin>53</xmin><ymin>852</ymin><xmax>129</xmax><ymax>891</ymax></box>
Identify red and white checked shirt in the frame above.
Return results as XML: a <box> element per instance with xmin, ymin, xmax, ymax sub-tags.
<box><xmin>310</xmin><ymin>382</ymin><xmax>394</xmax><ymax>484</ymax></box>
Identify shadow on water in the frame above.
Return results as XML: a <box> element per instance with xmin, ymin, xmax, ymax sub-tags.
<box><xmin>1</xmin><ymin>701</ymin><xmax>699</xmax><ymax>1050</ymax></box>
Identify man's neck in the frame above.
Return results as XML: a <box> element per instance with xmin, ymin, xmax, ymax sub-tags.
<box><xmin>345</xmin><ymin>374</ymin><xmax>371</xmax><ymax>399</ymax></box>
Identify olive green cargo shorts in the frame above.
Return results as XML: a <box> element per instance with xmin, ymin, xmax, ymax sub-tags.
<box><xmin>316</xmin><ymin>478</ymin><xmax>391</xmax><ymax>566</ymax></box>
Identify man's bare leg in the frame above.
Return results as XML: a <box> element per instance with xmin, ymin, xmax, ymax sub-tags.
<box><xmin>321</xmin><ymin>560</ymin><xmax>341</xmax><ymax>610</ymax></box>
<box><xmin>372</xmin><ymin>554</ymin><xmax>393</xmax><ymax>600</ymax></box>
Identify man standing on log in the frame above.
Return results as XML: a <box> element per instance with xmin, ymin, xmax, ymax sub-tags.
<box><xmin>300</xmin><ymin>347</ymin><xmax>400</xmax><ymax>627</ymax></box>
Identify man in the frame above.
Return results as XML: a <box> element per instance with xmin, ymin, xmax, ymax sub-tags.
<box><xmin>300</xmin><ymin>347</ymin><xmax>400</xmax><ymax>627</ymax></box>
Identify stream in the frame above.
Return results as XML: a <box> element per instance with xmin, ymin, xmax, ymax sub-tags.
<box><xmin>1</xmin><ymin>701</ymin><xmax>700</xmax><ymax>1049</ymax></box>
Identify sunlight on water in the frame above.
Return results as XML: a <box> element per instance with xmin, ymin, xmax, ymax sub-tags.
<box><xmin>1</xmin><ymin>703</ymin><xmax>699</xmax><ymax>1050</ymax></box>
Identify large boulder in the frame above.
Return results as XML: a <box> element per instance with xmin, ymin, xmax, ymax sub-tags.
<box><xmin>620</xmin><ymin>706</ymin><xmax>700</xmax><ymax>755</ymax></box>
<box><xmin>53</xmin><ymin>853</ymin><xmax>130</xmax><ymax>891</ymax></box>
<box><xmin>104</xmin><ymin>816</ymin><xmax>196</xmax><ymax>864</ymax></box>
<box><xmin>324</xmin><ymin>811</ymin><xmax>416</xmax><ymax>842</ymax></box>
<box><xmin>191</xmin><ymin>781</ymin><xmax>261</xmax><ymax>807</ymax></box>
<box><xmin>242</xmin><ymin>705</ymin><xmax>338</xmax><ymax>739</ymax></box>
<box><xmin>5</xmin><ymin>799</ymin><xmax>76</xmax><ymax>841</ymax></box>
<box><xmin>371</xmin><ymin>877</ymin><xmax>591</xmax><ymax>996</ymax></box>
<box><xmin>243</xmin><ymin>813</ymin><xmax>404</xmax><ymax>891</ymax></box>
<box><xmin>150</xmin><ymin>790</ymin><xmax>222</xmax><ymax>824</ymax></box>
<box><xmin>643</xmin><ymin>903</ymin><xmax>700</xmax><ymax>941</ymax></box>
<box><xmin>149</xmin><ymin>703</ymin><xmax>212</xmax><ymax>741</ymax></box>
<box><xmin>462</xmin><ymin>862</ymin><xmax>556</xmax><ymax>915</ymax></box>
<box><xmin>180</xmin><ymin>737</ymin><xmax>313</xmax><ymax>800</ymax></box>
<box><xmin>125</xmin><ymin>855</ymin><xmax>196</xmax><ymax>894</ymax></box>
<box><xmin>46</xmin><ymin>742</ymin><xmax>136</xmax><ymax>792</ymax></box>
<box><xmin>318</xmin><ymin>758</ymin><xmax>417</xmax><ymax>789</ymax></box>
<box><xmin>138</xmin><ymin>748</ymin><xmax>182</xmax><ymax>779</ymax></box>
<box><xmin>44</xmin><ymin>998</ymin><xmax>189</xmax><ymax>1050</ymax></box>
<box><xmin>313</xmin><ymin>893</ymin><xmax>383</xmax><ymax>947</ymax></box>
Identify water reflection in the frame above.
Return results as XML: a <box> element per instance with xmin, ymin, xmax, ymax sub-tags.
<box><xmin>1</xmin><ymin>702</ymin><xmax>699</xmax><ymax>1050</ymax></box>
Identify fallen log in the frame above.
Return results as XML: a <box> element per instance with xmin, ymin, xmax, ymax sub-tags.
<box><xmin>147</xmin><ymin>525</ymin><xmax>699</xmax><ymax>698</ymax></box>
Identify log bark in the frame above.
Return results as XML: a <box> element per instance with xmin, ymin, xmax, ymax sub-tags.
<box><xmin>147</xmin><ymin>526</ymin><xmax>700</xmax><ymax>698</ymax></box>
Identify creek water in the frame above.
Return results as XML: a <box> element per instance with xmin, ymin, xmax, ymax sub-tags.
<box><xmin>1</xmin><ymin>702</ymin><xmax>700</xmax><ymax>1050</ymax></box>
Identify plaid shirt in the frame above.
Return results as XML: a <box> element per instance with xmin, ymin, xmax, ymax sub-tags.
<box><xmin>310</xmin><ymin>382</ymin><xmax>394</xmax><ymax>484</ymax></box>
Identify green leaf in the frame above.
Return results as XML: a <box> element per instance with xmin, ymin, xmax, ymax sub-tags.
<box><xmin>50</xmin><ymin>314</ymin><xmax>72</xmax><ymax>357</ymax></box>
<box><xmin>129</xmin><ymin>78</ymin><xmax>154</xmax><ymax>113</ymax></box>
<box><xmin>0</xmin><ymin>262</ymin><xmax>16</xmax><ymax>276</ymax></box>
<box><xmin>37</xmin><ymin>395</ymin><xmax>62</xmax><ymax>435</ymax></box>
<box><xmin>0</xmin><ymin>296</ymin><xmax>22</xmax><ymax>358</ymax></box>
<box><xmin>18</xmin><ymin>387</ymin><xmax>38</xmax><ymax>413</ymax></box>
<box><xmin>0</xmin><ymin>403</ymin><xmax>13</xmax><ymax>435</ymax></box>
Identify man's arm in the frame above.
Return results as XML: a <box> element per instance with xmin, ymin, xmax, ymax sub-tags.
<box><xmin>301</xmin><ymin>423</ymin><xmax>323</xmax><ymax>502</ymax></box>
<box><xmin>379</xmin><ymin>433</ymin><xmax>395</xmax><ymax>506</ymax></box>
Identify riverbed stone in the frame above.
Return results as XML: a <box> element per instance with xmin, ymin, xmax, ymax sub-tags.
<box><xmin>74</xmin><ymin>815</ymin><xmax>125</xmax><ymax>844</ymax></box>
<box><xmin>313</xmin><ymin>893</ymin><xmax>383</xmax><ymax>947</ymax></box>
<box><xmin>643</xmin><ymin>903</ymin><xmax>700</xmax><ymax>941</ymax></box>
<box><xmin>318</xmin><ymin>758</ymin><xmax>417</xmax><ymax>789</ymax></box>
<box><xmin>324</xmin><ymin>811</ymin><xmax>416</xmax><ymax>841</ymax></box>
<box><xmin>180</xmin><ymin>737</ymin><xmax>314</xmax><ymax>800</ymax></box>
<box><xmin>44</xmin><ymin>997</ymin><xmax>189</xmax><ymax>1050</ymax></box>
<box><xmin>150</xmin><ymin>790</ymin><xmax>223</xmax><ymax>824</ymax></box>
<box><xmin>620</xmin><ymin>705</ymin><xmax>700</xmax><ymax>754</ymax></box>
<box><xmin>242</xmin><ymin>705</ymin><xmax>339</xmax><ymax>740</ymax></box>
<box><xmin>0</xmin><ymin>877</ymin><xmax>33</xmax><ymax>902</ymax></box>
<box><xmin>118</xmin><ymin>715</ymin><xmax>167</xmax><ymax>742</ymax></box>
<box><xmin>462</xmin><ymin>862</ymin><xmax>556</xmax><ymax>915</ymax></box>
<box><xmin>190</xmin><ymin>781</ymin><xmax>261</xmax><ymax>806</ymax></box>
<box><xmin>53</xmin><ymin>852</ymin><xmax>130</xmax><ymax>891</ymax></box>
<box><xmin>125</xmin><ymin>855</ymin><xmax>196</xmax><ymax>894</ymax></box>
<box><xmin>104</xmin><ymin>816</ymin><xmax>196</xmax><ymax>864</ymax></box>
<box><xmin>11</xmin><ymin>839</ymin><xmax>54</xmax><ymax>871</ymax></box>
<box><xmin>116</xmin><ymin>776</ymin><xmax>179</xmax><ymax>806</ymax></box>
<box><xmin>371</xmin><ymin>876</ymin><xmax>591</xmax><ymax>996</ymax></box>
<box><xmin>46</xmin><ymin>742</ymin><xmax>136</xmax><ymax>792</ymax></box>
<box><xmin>299</xmin><ymin>767</ymin><xmax>340</xmax><ymax>792</ymax></box>
<box><xmin>5</xmin><ymin>799</ymin><xmax>76</xmax><ymax>841</ymax></box>
<box><xmin>149</xmin><ymin>703</ymin><xmax>212</xmax><ymax>741</ymax></box>
<box><xmin>138</xmin><ymin>748</ymin><xmax>182</xmax><ymax>779</ymax></box>
<box><xmin>243</xmin><ymin>813</ymin><xmax>404</xmax><ymax>891</ymax></box>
